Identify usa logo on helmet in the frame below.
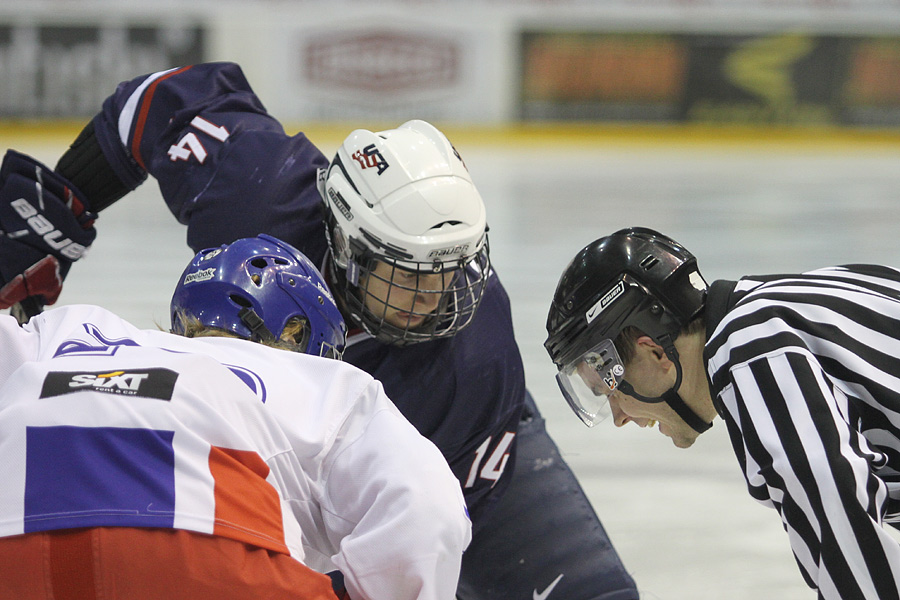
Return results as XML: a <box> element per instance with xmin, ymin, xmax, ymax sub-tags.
<box><xmin>351</xmin><ymin>144</ymin><xmax>390</xmax><ymax>175</ymax></box>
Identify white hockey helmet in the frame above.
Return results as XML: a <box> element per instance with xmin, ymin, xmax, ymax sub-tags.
<box><xmin>318</xmin><ymin>119</ymin><xmax>491</xmax><ymax>345</ymax></box>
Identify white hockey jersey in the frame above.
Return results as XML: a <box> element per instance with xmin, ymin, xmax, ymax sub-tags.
<box><xmin>0</xmin><ymin>305</ymin><xmax>471</xmax><ymax>600</ymax></box>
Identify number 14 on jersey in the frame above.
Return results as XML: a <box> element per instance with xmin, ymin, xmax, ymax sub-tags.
<box><xmin>465</xmin><ymin>432</ymin><xmax>515</xmax><ymax>489</ymax></box>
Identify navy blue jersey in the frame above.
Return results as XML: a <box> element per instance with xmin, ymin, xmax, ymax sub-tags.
<box><xmin>90</xmin><ymin>62</ymin><xmax>524</xmax><ymax>524</ymax></box>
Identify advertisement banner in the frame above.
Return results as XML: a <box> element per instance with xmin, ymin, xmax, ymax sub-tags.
<box><xmin>521</xmin><ymin>30</ymin><xmax>900</xmax><ymax>127</ymax></box>
<box><xmin>842</xmin><ymin>37</ymin><xmax>900</xmax><ymax>126</ymax></box>
<box><xmin>268</xmin><ymin>18</ymin><xmax>503</xmax><ymax>124</ymax></box>
<box><xmin>680</xmin><ymin>33</ymin><xmax>849</xmax><ymax>126</ymax></box>
<box><xmin>520</xmin><ymin>32</ymin><xmax>688</xmax><ymax>121</ymax></box>
<box><xmin>0</xmin><ymin>23</ymin><xmax>203</xmax><ymax>118</ymax></box>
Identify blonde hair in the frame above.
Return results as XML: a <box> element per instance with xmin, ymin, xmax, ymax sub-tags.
<box><xmin>172</xmin><ymin>310</ymin><xmax>307</xmax><ymax>353</ymax></box>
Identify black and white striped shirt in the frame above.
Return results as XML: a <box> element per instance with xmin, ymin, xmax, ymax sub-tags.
<box><xmin>704</xmin><ymin>265</ymin><xmax>900</xmax><ymax>600</ymax></box>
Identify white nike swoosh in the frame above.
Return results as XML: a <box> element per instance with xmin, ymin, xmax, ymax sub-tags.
<box><xmin>533</xmin><ymin>573</ymin><xmax>564</xmax><ymax>600</ymax></box>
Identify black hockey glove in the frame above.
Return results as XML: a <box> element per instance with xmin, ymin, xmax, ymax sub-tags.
<box><xmin>0</xmin><ymin>150</ymin><xmax>96</xmax><ymax>312</ymax></box>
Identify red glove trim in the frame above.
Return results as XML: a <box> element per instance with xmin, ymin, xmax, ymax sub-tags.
<box><xmin>0</xmin><ymin>255</ymin><xmax>62</xmax><ymax>309</ymax></box>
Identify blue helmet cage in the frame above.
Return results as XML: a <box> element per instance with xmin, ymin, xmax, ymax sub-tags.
<box><xmin>171</xmin><ymin>234</ymin><xmax>347</xmax><ymax>358</ymax></box>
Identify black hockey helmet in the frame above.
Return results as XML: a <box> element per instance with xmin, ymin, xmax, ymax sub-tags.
<box><xmin>544</xmin><ymin>227</ymin><xmax>708</xmax><ymax>426</ymax></box>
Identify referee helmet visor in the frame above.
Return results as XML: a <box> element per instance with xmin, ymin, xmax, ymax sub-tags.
<box><xmin>556</xmin><ymin>338</ymin><xmax>626</xmax><ymax>427</ymax></box>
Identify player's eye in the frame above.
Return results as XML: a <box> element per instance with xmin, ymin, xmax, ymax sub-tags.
<box><xmin>394</xmin><ymin>270</ymin><xmax>417</xmax><ymax>283</ymax></box>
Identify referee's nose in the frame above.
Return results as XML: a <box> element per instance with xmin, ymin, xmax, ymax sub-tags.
<box><xmin>608</xmin><ymin>394</ymin><xmax>630</xmax><ymax>427</ymax></box>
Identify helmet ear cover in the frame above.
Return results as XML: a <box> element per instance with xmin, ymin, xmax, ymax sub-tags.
<box><xmin>329</xmin><ymin>221</ymin><xmax>352</xmax><ymax>271</ymax></box>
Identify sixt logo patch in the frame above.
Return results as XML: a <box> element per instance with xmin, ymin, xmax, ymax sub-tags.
<box><xmin>427</xmin><ymin>244</ymin><xmax>469</xmax><ymax>259</ymax></box>
<box><xmin>40</xmin><ymin>368</ymin><xmax>179</xmax><ymax>400</ymax></box>
<box><xmin>351</xmin><ymin>144</ymin><xmax>389</xmax><ymax>175</ymax></box>
<box><xmin>585</xmin><ymin>281</ymin><xmax>625</xmax><ymax>324</ymax></box>
<box><xmin>183</xmin><ymin>267</ymin><xmax>216</xmax><ymax>284</ymax></box>
<box><xmin>328</xmin><ymin>188</ymin><xmax>353</xmax><ymax>221</ymax></box>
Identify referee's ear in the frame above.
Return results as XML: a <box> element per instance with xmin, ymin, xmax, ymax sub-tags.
<box><xmin>636</xmin><ymin>335</ymin><xmax>666</xmax><ymax>358</ymax></box>
<box><xmin>634</xmin><ymin>335</ymin><xmax>675</xmax><ymax>374</ymax></box>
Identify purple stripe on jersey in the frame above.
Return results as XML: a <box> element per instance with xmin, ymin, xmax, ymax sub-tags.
<box><xmin>24</xmin><ymin>426</ymin><xmax>176</xmax><ymax>533</ymax></box>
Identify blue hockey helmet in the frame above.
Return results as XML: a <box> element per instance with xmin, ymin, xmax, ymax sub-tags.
<box><xmin>171</xmin><ymin>234</ymin><xmax>346</xmax><ymax>358</ymax></box>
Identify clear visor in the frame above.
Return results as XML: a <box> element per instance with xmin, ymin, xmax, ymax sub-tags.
<box><xmin>556</xmin><ymin>338</ymin><xmax>626</xmax><ymax>427</ymax></box>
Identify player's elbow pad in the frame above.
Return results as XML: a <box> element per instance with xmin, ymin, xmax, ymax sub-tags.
<box><xmin>55</xmin><ymin>118</ymin><xmax>146</xmax><ymax>212</ymax></box>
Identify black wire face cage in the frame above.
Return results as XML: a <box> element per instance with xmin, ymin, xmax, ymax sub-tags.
<box><xmin>344</xmin><ymin>244</ymin><xmax>492</xmax><ymax>346</ymax></box>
